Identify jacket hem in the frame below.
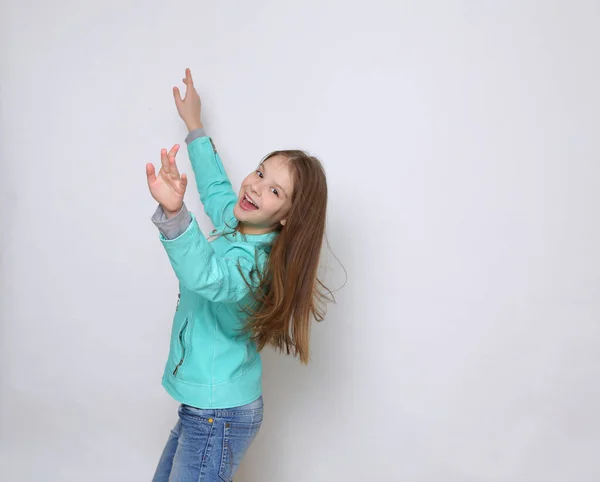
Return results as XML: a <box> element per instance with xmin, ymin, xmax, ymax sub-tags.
<box><xmin>161</xmin><ymin>360</ymin><xmax>263</xmax><ymax>409</ymax></box>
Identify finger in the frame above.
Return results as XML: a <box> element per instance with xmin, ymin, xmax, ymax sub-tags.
<box><xmin>167</xmin><ymin>143</ymin><xmax>179</xmax><ymax>159</ymax></box>
<box><xmin>173</xmin><ymin>86</ymin><xmax>182</xmax><ymax>106</ymax></box>
<box><xmin>186</xmin><ymin>68</ymin><xmax>194</xmax><ymax>87</ymax></box>
<box><xmin>160</xmin><ymin>148</ymin><xmax>170</xmax><ymax>174</ymax></box>
<box><xmin>167</xmin><ymin>144</ymin><xmax>181</xmax><ymax>178</ymax></box>
<box><xmin>164</xmin><ymin>168</ymin><xmax>187</xmax><ymax>195</ymax></box>
<box><xmin>174</xmin><ymin>173</ymin><xmax>188</xmax><ymax>195</ymax></box>
<box><xmin>182</xmin><ymin>69</ymin><xmax>194</xmax><ymax>98</ymax></box>
<box><xmin>146</xmin><ymin>163</ymin><xmax>157</xmax><ymax>185</ymax></box>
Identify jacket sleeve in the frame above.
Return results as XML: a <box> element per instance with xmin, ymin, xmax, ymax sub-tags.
<box><xmin>151</xmin><ymin>203</ymin><xmax>192</xmax><ymax>240</ymax></box>
<box><xmin>158</xmin><ymin>211</ymin><xmax>266</xmax><ymax>303</ymax></box>
<box><xmin>186</xmin><ymin>129</ymin><xmax>238</xmax><ymax>228</ymax></box>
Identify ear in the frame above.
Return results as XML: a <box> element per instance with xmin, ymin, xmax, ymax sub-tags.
<box><xmin>280</xmin><ymin>218</ymin><xmax>287</xmax><ymax>226</ymax></box>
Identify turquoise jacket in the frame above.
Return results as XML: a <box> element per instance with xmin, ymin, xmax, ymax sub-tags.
<box><xmin>151</xmin><ymin>129</ymin><xmax>278</xmax><ymax>408</ymax></box>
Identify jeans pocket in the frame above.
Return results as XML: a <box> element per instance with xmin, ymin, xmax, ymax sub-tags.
<box><xmin>218</xmin><ymin>420</ymin><xmax>262</xmax><ymax>482</ymax></box>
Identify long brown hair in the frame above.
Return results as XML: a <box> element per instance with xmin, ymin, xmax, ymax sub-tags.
<box><xmin>238</xmin><ymin>149</ymin><xmax>332</xmax><ymax>364</ymax></box>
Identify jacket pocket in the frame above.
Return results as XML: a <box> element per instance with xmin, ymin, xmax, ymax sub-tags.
<box><xmin>173</xmin><ymin>318</ymin><xmax>189</xmax><ymax>377</ymax></box>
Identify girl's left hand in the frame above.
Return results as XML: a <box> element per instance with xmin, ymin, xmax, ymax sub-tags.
<box><xmin>146</xmin><ymin>144</ymin><xmax>188</xmax><ymax>216</ymax></box>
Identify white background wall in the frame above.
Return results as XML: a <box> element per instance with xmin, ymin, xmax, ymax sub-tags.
<box><xmin>1</xmin><ymin>1</ymin><xmax>599</xmax><ymax>480</ymax></box>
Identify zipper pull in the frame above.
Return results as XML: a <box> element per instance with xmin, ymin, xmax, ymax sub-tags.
<box><xmin>176</xmin><ymin>293</ymin><xmax>181</xmax><ymax>311</ymax></box>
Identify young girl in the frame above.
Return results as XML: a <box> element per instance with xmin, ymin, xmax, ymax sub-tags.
<box><xmin>146</xmin><ymin>69</ymin><xmax>330</xmax><ymax>481</ymax></box>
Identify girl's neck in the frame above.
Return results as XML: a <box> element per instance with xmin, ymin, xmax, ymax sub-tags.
<box><xmin>238</xmin><ymin>222</ymin><xmax>279</xmax><ymax>236</ymax></box>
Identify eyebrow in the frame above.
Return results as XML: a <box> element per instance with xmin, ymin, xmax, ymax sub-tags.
<box><xmin>259</xmin><ymin>162</ymin><xmax>288</xmax><ymax>197</ymax></box>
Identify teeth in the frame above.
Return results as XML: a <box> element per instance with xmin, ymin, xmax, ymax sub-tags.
<box><xmin>245</xmin><ymin>194</ymin><xmax>258</xmax><ymax>208</ymax></box>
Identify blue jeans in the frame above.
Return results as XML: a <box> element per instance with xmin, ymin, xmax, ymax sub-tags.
<box><xmin>152</xmin><ymin>396</ymin><xmax>263</xmax><ymax>482</ymax></box>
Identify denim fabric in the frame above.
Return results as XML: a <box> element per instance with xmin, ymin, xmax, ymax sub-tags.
<box><xmin>152</xmin><ymin>396</ymin><xmax>263</xmax><ymax>481</ymax></box>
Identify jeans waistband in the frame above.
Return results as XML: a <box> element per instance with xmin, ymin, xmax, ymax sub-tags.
<box><xmin>181</xmin><ymin>395</ymin><xmax>263</xmax><ymax>417</ymax></box>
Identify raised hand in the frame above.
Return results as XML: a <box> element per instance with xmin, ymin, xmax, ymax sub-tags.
<box><xmin>173</xmin><ymin>68</ymin><xmax>203</xmax><ymax>132</ymax></box>
<box><xmin>146</xmin><ymin>144</ymin><xmax>188</xmax><ymax>216</ymax></box>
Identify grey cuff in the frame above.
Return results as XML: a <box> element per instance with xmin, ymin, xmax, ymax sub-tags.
<box><xmin>185</xmin><ymin>128</ymin><xmax>207</xmax><ymax>145</ymax></box>
<box><xmin>152</xmin><ymin>203</ymin><xmax>192</xmax><ymax>239</ymax></box>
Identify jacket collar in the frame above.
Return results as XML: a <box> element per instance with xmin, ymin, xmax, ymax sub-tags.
<box><xmin>214</xmin><ymin>216</ymin><xmax>280</xmax><ymax>246</ymax></box>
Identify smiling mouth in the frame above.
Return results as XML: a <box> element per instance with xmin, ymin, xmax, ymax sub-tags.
<box><xmin>241</xmin><ymin>193</ymin><xmax>259</xmax><ymax>211</ymax></box>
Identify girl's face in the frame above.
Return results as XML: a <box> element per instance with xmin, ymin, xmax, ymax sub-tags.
<box><xmin>234</xmin><ymin>155</ymin><xmax>295</xmax><ymax>235</ymax></box>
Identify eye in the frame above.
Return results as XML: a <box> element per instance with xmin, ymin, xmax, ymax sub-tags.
<box><xmin>256</xmin><ymin>169</ymin><xmax>263</xmax><ymax>178</ymax></box>
<box><xmin>271</xmin><ymin>188</ymin><xmax>279</xmax><ymax>197</ymax></box>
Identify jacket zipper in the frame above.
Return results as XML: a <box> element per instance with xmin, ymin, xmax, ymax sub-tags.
<box><xmin>173</xmin><ymin>318</ymin><xmax>189</xmax><ymax>376</ymax></box>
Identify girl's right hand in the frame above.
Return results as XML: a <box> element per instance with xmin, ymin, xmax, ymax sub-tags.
<box><xmin>173</xmin><ymin>68</ymin><xmax>203</xmax><ymax>132</ymax></box>
<box><xmin>146</xmin><ymin>144</ymin><xmax>188</xmax><ymax>217</ymax></box>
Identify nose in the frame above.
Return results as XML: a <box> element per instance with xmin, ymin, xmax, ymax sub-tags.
<box><xmin>250</xmin><ymin>182</ymin><xmax>261</xmax><ymax>196</ymax></box>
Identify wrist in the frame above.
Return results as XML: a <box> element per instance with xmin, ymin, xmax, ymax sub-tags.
<box><xmin>186</xmin><ymin>120</ymin><xmax>203</xmax><ymax>132</ymax></box>
<box><xmin>163</xmin><ymin>205</ymin><xmax>182</xmax><ymax>219</ymax></box>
